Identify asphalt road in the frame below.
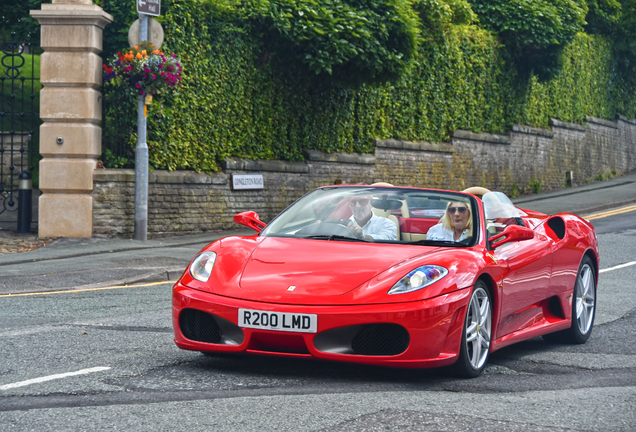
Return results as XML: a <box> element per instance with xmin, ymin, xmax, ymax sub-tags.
<box><xmin>0</xmin><ymin>180</ymin><xmax>635</xmax><ymax>431</ymax></box>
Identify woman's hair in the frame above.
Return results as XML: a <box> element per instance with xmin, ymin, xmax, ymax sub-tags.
<box><xmin>440</xmin><ymin>201</ymin><xmax>473</xmax><ymax>236</ymax></box>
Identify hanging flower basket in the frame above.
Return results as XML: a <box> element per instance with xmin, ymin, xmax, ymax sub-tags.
<box><xmin>104</xmin><ymin>41</ymin><xmax>182</xmax><ymax>98</ymax></box>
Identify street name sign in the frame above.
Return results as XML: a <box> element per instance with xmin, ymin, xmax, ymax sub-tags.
<box><xmin>137</xmin><ymin>0</ymin><xmax>161</xmax><ymax>17</ymax></box>
<box><xmin>232</xmin><ymin>174</ymin><xmax>264</xmax><ymax>190</ymax></box>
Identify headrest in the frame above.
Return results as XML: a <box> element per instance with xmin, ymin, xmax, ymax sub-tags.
<box><xmin>462</xmin><ymin>186</ymin><xmax>491</xmax><ymax>198</ymax></box>
<box><xmin>371</xmin><ymin>197</ymin><xmax>402</xmax><ymax>211</ymax></box>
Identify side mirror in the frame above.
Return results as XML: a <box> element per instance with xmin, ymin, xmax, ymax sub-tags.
<box><xmin>490</xmin><ymin>225</ymin><xmax>534</xmax><ymax>249</ymax></box>
<box><xmin>233</xmin><ymin>211</ymin><xmax>267</xmax><ymax>233</ymax></box>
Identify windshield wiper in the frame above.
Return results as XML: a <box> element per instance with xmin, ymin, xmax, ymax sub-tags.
<box><xmin>301</xmin><ymin>235</ymin><xmax>367</xmax><ymax>242</ymax></box>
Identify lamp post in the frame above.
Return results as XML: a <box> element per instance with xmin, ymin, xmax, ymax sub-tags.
<box><xmin>134</xmin><ymin>13</ymin><xmax>149</xmax><ymax>241</ymax></box>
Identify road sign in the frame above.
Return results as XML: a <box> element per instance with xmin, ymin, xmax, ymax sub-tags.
<box><xmin>137</xmin><ymin>0</ymin><xmax>161</xmax><ymax>17</ymax></box>
<box><xmin>128</xmin><ymin>18</ymin><xmax>164</xmax><ymax>49</ymax></box>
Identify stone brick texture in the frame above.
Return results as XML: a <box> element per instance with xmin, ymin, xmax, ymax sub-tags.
<box><xmin>92</xmin><ymin>118</ymin><xmax>636</xmax><ymax>237</ymax></box>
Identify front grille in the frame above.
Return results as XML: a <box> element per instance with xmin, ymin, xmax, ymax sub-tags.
<box><xmin>179</xmin><ymin>309</ymin><xmax>222</xmax><ymax>344</ymax></box>
<box><xmin>351</xmin><ymin>324</ymin><xmax>409</xmax><ymax>356</ymax></box>
<box><xmin>248</xmin><ymin>332</ymin><xmax>310</xmax><ymax>354</ymax></box>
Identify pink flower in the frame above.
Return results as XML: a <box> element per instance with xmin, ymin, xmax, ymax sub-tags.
<box><xmin>152</xmin><ymin>74</ymin><xmax>156</xmax><ymax>79</ymax></box>
<box><xmin>135</xmin><ymin>83</ymin><xmax>141</xmax><ymax>89</ymax></box>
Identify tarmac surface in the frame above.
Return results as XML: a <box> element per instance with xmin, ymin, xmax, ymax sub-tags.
<box><xmin>1</xmin><ymin>172</ymin><xmax>636</xmax><ymax>431</ymax></box>
<box><xmin>0</xmin><ymin>170</ymin><xmax>635</xmax><ymax>293</ymax></box>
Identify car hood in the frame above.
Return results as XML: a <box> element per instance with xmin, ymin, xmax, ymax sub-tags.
<box><xmin>181</xmin><ymin>235</ymin><xmax>482</xmax><ymax>305</ymax></box>
<box><xmin>238</xmin><ymin>237</ymin><xmax>424</xmax><ymax>297</ymax></box>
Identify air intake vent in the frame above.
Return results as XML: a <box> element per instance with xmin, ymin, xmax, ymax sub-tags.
<box><xmin>547</xmin><ymin>217</ymin><xmax>566</xmax><ymax>240</ymax></box>
<box><xmin>351</xmin><ymin>324</ymin><xmax>409</xmax><ymax>356</ymax></box>
<box><xmin>179</xmin><ymin>309</ymin><xmax>222</xmax><ymax>344</ymax></box>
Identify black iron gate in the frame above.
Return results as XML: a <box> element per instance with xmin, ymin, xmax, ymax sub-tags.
<box><xmin>0</xmin><ymin>35</ymin><xmax>40</xmax><ymax>229</ymax></box>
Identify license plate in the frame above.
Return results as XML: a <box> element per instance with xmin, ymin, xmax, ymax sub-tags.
<box><xmin>238</xmin><ymin>308</ymin><xmax>317</xmax><ymax>333</ymax></box>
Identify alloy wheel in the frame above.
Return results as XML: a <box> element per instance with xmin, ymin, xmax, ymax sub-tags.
<box><xmin>465</xmin><ymin>287</ymin><xmax>491</xmax><ymax>370</ymax></box>
<box><xmin>576</xmin><ymin>263</ymin><xmax>595</xmax><ymax>335</ymax></box>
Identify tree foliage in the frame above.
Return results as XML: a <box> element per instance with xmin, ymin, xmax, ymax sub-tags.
<box><xmin>467</xmin><ymin>0</ymin><xmax>588</xmax><ymax>79</ymax></box>
<box><xmin>98</xmin><ymin>0</ymin><xmax>636</xmax><ymax>172</ymax></box>
<box><xmin>248</xmin><ymin>0</ymin><xmax>420</xmax><ymax>85</ymax></box>
<box><xmin>413</xmin><ymin>0</ymin><xmax>477</xmax><ymax>28</ymax></box>
<box><xmin>2</xmin><ymin>0</ymin><xmax>634</xmax><ymax>173</ymax></box>
<box><xmin>584</xmin><ymin>0</ymin><xmax>622</xmax><ymax>34</ymax></box>
<box><xmin>614</xmin><ymin>0</ymin><xmax>636</xmax><ymax>64</ymax></box>
<box><xmin>0</xmin><ymin>0</ymin><xmax>42</xmax><ymax>41</ymax></box>
<box><xmin>96</xmin><ymin>0</ymin><xmax>138</xmax><ymax>59</ymax></box>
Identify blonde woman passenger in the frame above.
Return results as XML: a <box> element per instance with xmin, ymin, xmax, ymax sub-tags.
<box><xmin>426</xmin><ymin>201</ymin><xmax>472</xmax><ymax>242</ymax></box>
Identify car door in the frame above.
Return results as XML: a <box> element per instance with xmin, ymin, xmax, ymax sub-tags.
<box><xmin>493</xmin><ymin>233</ymin><xmax>553</xmax><ymax>338</ymax></box>
<box><xmin>482</xmin><ymin>192</ymin><xmax>554</xmax><ymax>339</ymax></box>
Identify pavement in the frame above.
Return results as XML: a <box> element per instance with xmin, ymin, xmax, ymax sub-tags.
<box><xmin>512</xmin><ymin>170</ymin><xmax>636</xmax><ymax>215</ymax></box>
<box><xmin>0</xmin><ymin>170</ymin><xmax>635</xmax><ymax>295</ymax></box>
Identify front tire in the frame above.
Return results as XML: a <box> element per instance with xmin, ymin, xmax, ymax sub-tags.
<box><xmin>450</xmin><ymin>281</ymin><xmax>492</xmax><ymax>378</ymax></box>
<box><xmin>543</xmin><ymin>255</ymin><xmax>596</xmax><ymax>344</ymax></box>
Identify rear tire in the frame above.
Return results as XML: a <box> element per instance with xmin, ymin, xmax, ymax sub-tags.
<box><xmin>449</xmin><ymin>281</ymin><xmax>492</xmax><ymax>378</ymax></box>
<box><xmin>543</xmin><ymin>256</ymin><xmax>596</xmax><ymax>344</ymax></box>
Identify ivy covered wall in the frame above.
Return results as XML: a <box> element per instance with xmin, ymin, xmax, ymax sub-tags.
<box><xmin>99</xmin><ymin>0</ymin><xmax>636</xmax><ymax>172</ymax></box>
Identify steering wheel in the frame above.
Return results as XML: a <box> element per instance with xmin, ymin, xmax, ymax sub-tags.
<box><xmin>296</xmin><ymin>219</ymin><xmax>352</xmax><ymax>237</ymax></box>
<box><xmin>323</xmin><ymin>219</ymin><xmax>350</xmax><ymax>227</ymax></box>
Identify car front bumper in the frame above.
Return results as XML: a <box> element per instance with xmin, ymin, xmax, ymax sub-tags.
<box><xmin>172</xmin><ymin>282</ymin><xmax>472</xmax><ymax>369</ymax></box>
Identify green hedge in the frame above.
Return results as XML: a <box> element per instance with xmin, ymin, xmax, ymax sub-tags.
<box><xmin>251</xmin><ymin>0</ymin><xmax>420</xmax><ymax>85</ymax></box>
<box><xmin>466</xmin><ymin>0</ymin><xmax>588</xmax><ymax>79</ymax></box>
<box><xmin>101</xmin><ymin>0</ymin><xmax>636</xmax><ymax>171</ymax></box>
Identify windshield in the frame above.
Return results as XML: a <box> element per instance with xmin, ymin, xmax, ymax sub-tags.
<box><xmin>260</xmin><ymin>186</ymin><xmax>479</xmax><ymax>246</ymax></box>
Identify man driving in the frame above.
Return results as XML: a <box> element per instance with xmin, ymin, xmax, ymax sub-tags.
<box><xmin>347</xmin><ymin>196</ymin><xmax>398</xmax><ymax>240</ymax></box>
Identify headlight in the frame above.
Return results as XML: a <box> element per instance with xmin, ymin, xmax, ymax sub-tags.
<box><xmin>189</xmin><ymin>252</ymin><xmax>217</xmax><ymax>282</ymax></box>
<box><xmin>388</xmin><ymin>265</ymin><xmax>448</xmax><ymax>295</ymax></box>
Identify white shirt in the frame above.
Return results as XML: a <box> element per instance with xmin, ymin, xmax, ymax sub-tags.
<box><xmin>426</xmin><ymin>223</ymin><xmax>470</xmax><ymax>242</ymax></box>
<box><xmin>349</xmin><ymin>213</ymin><xmax>398</xmax><ymax>240</ymax></box>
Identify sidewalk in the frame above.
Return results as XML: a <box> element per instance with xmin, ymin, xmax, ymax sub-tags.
<box><xmin>512</xmin><ymin>169</ymin><xmax>636</xmax><ymax>215</ymax></box>
<box><xmin>0</xmin><ymin>230</ymin><xmax>253</xmax><ymax>295</ymax></box>
<box><xmin>0</xmin><ymin>170</ymin><xmax>634</xmax><ymax>294</ymax></box>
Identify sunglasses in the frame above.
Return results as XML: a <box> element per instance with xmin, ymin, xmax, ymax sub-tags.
<box><xmin>448</xmin><ymin>206</ymin><xmax>468</xmax><ymax>214</ymax></box>
<box><xmin>349</xmin><ymin>199</ymin><xmax>370</xmax><ymax>206</ymax></box>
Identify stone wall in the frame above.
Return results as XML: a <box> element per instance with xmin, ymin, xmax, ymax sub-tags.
<box><xmin>92</xmin><ymin>116</ymin><xmax>636</xmax><ymax>237</ymax></box>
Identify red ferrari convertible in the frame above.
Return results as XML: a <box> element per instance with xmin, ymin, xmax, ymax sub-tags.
<box><xmin>172</xmin><ymin>185</ymin><xmax>599</xmax><ymax>377</ymax></box>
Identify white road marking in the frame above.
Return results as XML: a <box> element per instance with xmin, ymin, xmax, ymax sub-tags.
<box><xmin>0</xmin><ymin>366</ymin><xmax>111</xmax><ymax>391</ymax></box>
<box><xmin>600</xmin><ymin>261</ymin><xmax>636</xmax><ymax>274</ymax></box>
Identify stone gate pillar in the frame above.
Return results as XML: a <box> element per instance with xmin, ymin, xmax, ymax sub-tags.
<box><xmin>31</xmin><ymin>0</ymin><xmax>112</xmax><ymax>237</ymax></box>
